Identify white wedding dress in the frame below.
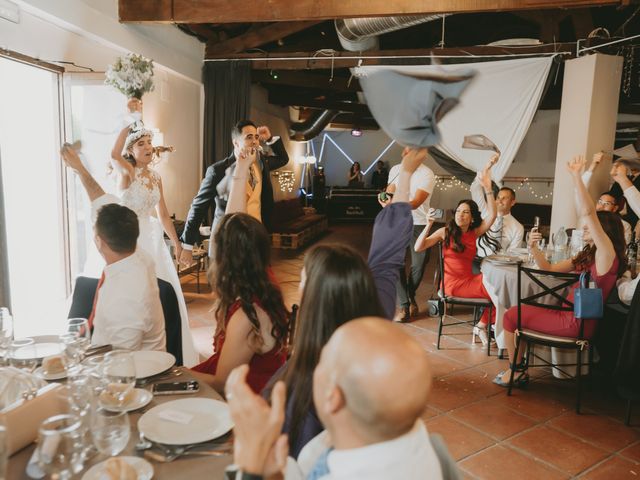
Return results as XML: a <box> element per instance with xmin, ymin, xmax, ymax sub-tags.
<box><xmin>83</xmin><ymin>167</ymin><xmax>198</xmax><ymax>366</ymax></box>
<box><xmin>119</xmin><ymin>167</ymin><xmax>198</xmax><ymax>366</ymax></box>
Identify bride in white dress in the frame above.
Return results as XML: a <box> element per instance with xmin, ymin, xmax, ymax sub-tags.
<box><xmin>106</xmin><ymin>98</ymin><xmax>197</xmax><ymax>366</ymax></box>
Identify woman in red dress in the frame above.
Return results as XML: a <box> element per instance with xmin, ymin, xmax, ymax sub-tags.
<box><xmin>495</xmin><ymin>155</ymin><xmax>627</xmax><ymax>387</ymax></box>
<box><xmin>191</xmin><ymin>146</ymin><xmax>289</xmax><ymax>394</ymax></box>
<box><xmin>414</xmin><ymin>157</ymin><xmax>498</xmax><ymax>344</ymax></box>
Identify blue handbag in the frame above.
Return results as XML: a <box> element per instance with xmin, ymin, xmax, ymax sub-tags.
<box><xmin>574</xmin><ymin>272</ymin><xmax>603</xmax><ymax>319</ymax></box>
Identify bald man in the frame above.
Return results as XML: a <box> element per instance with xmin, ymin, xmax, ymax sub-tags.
<box><xmin>224</xmin><ymin>318</ymin><xmax>444</xmax><ymax>480</ymax></box>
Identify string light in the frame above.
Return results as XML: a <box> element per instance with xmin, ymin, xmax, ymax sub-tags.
<box><xmin>273</xmin><ymin>170</ymin><xmax>296</xmax><ymax>193</ymax></box>
<box><xmin>434</xmin><ymin>175</ymin><xmax>554</xmax><ymax>201</ymax></box>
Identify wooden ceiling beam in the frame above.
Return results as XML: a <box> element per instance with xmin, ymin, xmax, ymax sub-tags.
<box><xmin>207</xmin><ymin>44</ymin><xmax>577</xmax><ymax>68</ymax></box>
<box><xmin>268</xmin><ymin>90</ymin><xmax>372</xmax><ymax>115</ymax></box>
<box><xmin>206</xmin><ymin>21</ymin><xmax>322</xmax><ymax>55</ymax></box>
<box><xmin>119</xmin><ymin>0</ymin><xmax>627</xmax><ymax>23</ymax></box>
<box><xmin>252</xmin><ymin>70</ymin><xmax>360</xmax><ymax>92</ymax></box>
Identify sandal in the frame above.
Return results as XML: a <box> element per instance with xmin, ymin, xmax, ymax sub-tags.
<box><xmin>492</xmin><ymin>369</ymin><xmax>529</xmax><ymax>388</ymax></box>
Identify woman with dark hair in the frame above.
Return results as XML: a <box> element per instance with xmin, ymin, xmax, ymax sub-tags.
<box><xmin>348</xmin><ymin>161</ymin><xmax>364</xmax><ymax>187</ymax></box>
<box><xmin>494</xmin><ymin>155</ymin><xmax>626</xmax><ymax>387</ymax></box>
<box><xmin>266</xmin><ymin>148</ymin><xmax>424</xmax><ymax>458</ymax></box>
<box><xmin>191</xmin><ymin>146</ymin><xmax>289</xmax><ymax>394</ymax></box>
<box><xmin>414</xmin><ymin>157</ymin><xmax>498</xmax><ymax>344</ymax></box>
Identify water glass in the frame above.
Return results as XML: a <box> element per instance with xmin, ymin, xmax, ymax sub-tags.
<box><xmin>91</xmin><ymin>408</ymin><xmax>130</xmax><ymax>456</ymax></box>
<box><xmin>100</xmin><ymin>351</ymin><xmax>136</xmax><ymax>407</ymax></box>
<box><xmin>9</xmin><ymin>338</ymin><xmax>38</xmax><ymax>373</ymax></box>
<box><xmin>37</xmin><ymin>414</ymin><xmax>85</xmax><ymax>479</ymax></box>
<box><xmin>60</xmin><ymin>375</ymin><xmax>96</xmax><ymax>460</ymax></box>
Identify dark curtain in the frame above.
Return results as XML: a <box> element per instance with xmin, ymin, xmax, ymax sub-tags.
<box><xmin>428</xmin><ymin>146</ymin><xmax>477</xmax><ymax>185</ymax></box>
<box><xmin>202</xmin><ymin>61</ymin><xmax>251</xmax><ymax>175</ymax></box>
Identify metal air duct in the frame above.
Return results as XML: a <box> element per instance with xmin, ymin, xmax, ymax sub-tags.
<box><xmin>335</xmin><ymin>15</ymin><xmax>448</xmax><ymax>51</ymax></box>
<box><xmin>290</xmin><ymin>109</ymin><xmax>339</xmax><ymax>141</ymax></box>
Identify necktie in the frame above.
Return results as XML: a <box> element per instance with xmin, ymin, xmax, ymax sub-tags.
<box><xmin>493</xmin><ymin>215</ymin><xmax>504</xmax><ymax>249</ymax></box>
<box><xmin>479</xmin><ymin>215</ymin><xmax>504</xmax><ymax>256</ymax></box>
<box><xmin>87</xmin><ymin>272</ymin><xmax>106</xmax><ymax>332</ymax></box>
<box><xmin>306</xmin><ymin>448</ymin><xmax>332</xmax><ymax>480</ymax></box>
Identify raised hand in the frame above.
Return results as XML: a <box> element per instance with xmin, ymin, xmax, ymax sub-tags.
<box><xmin>257</xmin><ymin>126</ymin><xmax>272</xmax><ymax>143</ymax></box>
<box><xmin>527</xmin><ymin>229</ymin><xmax>543</xmax><ymax>248</ymax></box>
<box><xmin>127</xmin><ymin>98</ymin><xmax>142</xmax><ymax>114</ymax></box>
<box><xmin>60</xmin><ymin>144</ymin><xmax>84</xmax><ymax>172</ymax></box>
<box><xmin>226</xmin><ymin>365</ymin><xmax>286</xmax><ymax>476</ymax></box>
<box><xmin>589</xmin><ymin>151</ymin><xmax>606</xmax><ymax>172</ymax></box>
<box><xmin>478</xmin><ymin>155</ymin><xmax>497</xmax><ymax>190</ymax></box>
<box><xmin>179</xmin><ymin>248</ymin><xmax>193</xmax><ymax>268</ymax></box>
<box><xmin>237</xmin><ymin>147</ymin><xmax>257</xmax><ymax>173</ymax></box>
<box><xmin>400</xmin><ymin>147</ymin><xmax>428</xmax><ymax>173</ymax></box>
<box><xmin>566</xmin><ymin>155</ymin><xmax>586</xmax><ymax>176</ymax></box>
<box><xmin>610</xmin><ymin>161</ymin><xmax>633</xmax><ymax>189</ymax></box>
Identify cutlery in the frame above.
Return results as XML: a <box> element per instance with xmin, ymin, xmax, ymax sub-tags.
<box><xmin>144</xmin><ymin>447</ymin><xmax>231</xmax><ymax>462</ymax></box>
<box><xmin>136</xmin><ymin>368</ymin><xmax>182</xmax><ymax>386</ymax></box>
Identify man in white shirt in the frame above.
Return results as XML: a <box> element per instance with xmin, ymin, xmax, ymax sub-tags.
<box><xmin>384</xmin><ymin>149</ymin><xmax>436</xmax><ymax>320</ymax></box>
<box><xmin>60</xmin><ymin>145</ymin><xmax>166</xmax><ymax>352</ymax></box>
<box><xmin>224</xmin><ymin>317</ymin><xmax>445</xmax><ymax>480</ymax></box>
<box><xmin>471</xmin><ymin>178</ymin><xmax>524</xmax><ymax>258</ymax></box>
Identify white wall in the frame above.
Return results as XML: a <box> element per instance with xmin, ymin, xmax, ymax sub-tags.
<box><xmin>0</xmin><ymin>0</ymin><xmax>204</xmax><ymax>218</ymax></box>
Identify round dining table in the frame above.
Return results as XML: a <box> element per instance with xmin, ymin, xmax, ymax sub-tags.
<box><xmin>7</xmin><ymin>368</ymin><xmax>233</xmax><ymax>479</ymax></box>
<box><xmin>480</xmin><ymin>257</ymin><xmax>589</xmax><ymax>378</ymax></box>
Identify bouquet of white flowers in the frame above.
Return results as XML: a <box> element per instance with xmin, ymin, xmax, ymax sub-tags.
<box><xmin>105</xmin><ymin>53</ymin><xmax>155</xmax><ymax>100</ymax></box>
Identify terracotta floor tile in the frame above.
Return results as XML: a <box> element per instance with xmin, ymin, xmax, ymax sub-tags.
<box><xmin>490</xmin><ymin>387</ymin><xmax>571</xmax><ymax>422</ymax></box>
<box><xmin>459</xmin><ymin>445</ymin><xmax>568</xmax><ymax>480</ymax></box>
<box><xmin>548</xmin><ymin>412</ymin><xmax>640</xmax><ymax>452</ymax></box>
<box><xmin>509</xmin><ymin>426</ymin><xmax>609</xmax><ymax>475</ymax></box>
<box><xmin>426</xmin><ymin>352</ymin><xmax>468</xmax><ymax>378</ymax></box>
<box><xmin>451</xmin><ymin>398</ymin><xmax>536</xmax><ymax>440</ymax></box>
<box><xmin>428</xmin><ymin>370</ymin><xmax>502</xmax><ymax>412</ymax></box>
<box><xmin>580</xmin><ymin>456</ymin><xmax>640</xmax><ymax>479</ymax></box>
<box><xmin>426</xmin><ymin>416</ymin><xmax>495</xmax><ymax>461</ymax></box>
<box><xmin>620</xmin><ymin>442</ymin><xmax>640</xmax><ymax>463</ymax></box>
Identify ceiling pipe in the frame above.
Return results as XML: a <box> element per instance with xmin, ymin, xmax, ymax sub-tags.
<box><xmin>335</xmin><ymin>15</ymin><xmax>449</xmax><ymax>52</ymax></box>
<box><xmin>290</xmin><ymin>109</ymin><xmax>339</xmax><ymax>141</ymax></box>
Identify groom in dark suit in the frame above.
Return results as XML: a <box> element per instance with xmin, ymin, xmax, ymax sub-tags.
<box><xmin>179</xmin><ymin>120</ymin><xmax>288</xmax><ymax>264</ymax></box>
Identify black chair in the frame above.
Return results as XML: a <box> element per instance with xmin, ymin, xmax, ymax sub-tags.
<box><xmin>436</xmin><ymin>243</ymin><xmax>493</xmax><ymax>356</ymax></box>
<box><xmin>67</xmin><ymin>276</ymin><xmax>184</xmax><ymax>366</ymax></box>
<box><xmin>508</xmin><ymin>265</ymin><xmax>591</xmax><ymax>413</ymax></box>
<box><xmin>157</xmin><ymin>279</ymin><xmax>183</xmax><ymax>366</ymax></box>
<box><xmin>67</xmin><ymin>276</ymin><xmax>99</xmax><ymax>319</ymax></box>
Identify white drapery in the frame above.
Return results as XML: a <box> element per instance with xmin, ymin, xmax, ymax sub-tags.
<box><xmin>356</xmin><ymin>57</ymin><xmax>554</xmax><ymax>182</ymax></box>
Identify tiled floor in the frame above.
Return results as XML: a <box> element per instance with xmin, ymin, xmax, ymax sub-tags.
<box><xmin>179</xmin><ymin>223</ymin><xmax>640</xmax><ymax>479</ymax></box>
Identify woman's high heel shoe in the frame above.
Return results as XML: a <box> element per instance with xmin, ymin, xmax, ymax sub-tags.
<box><xmin>493</xmin><ymin>370</ymin><xmax>530</xmax><ymax>388</ymax></box>
<box><xmin>472</xmin><ymin>325</ymin><xmax>488</xmax><ymax>346</ymax></box>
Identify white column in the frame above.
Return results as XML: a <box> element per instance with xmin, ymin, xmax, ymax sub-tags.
<box><xmin>550</xmin><ymin>53</ymin><xmax>623</xmax><ymax>234</ymax></box>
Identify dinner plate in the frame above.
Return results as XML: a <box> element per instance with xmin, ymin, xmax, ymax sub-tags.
<box><xmin>486</xmin><ymin>254</ymin><xmax>522</xmax><ymax>265</ymax></box>
<box><xmin>133</xmin><ymin>351</ymin><xmax>175</xmax><ymax>379</ymax></box>
<box><xmin>81</xmin><ymin>456</ymin><xmax>153</xmax><ymax>480</ymax></box>
<box><xmin>508</xmin><ymin>247</ymin><xmax>529</xmax><ymax>255</ymax></box>
<box><xmin>138</xmin><ymin>398</ymin><xmax>234</xmax><ymax>445</ymax></box>
<box><xmin>11</xmin><ymin>342</ymin><xmax>64</xmax><ymax>361</ymax></box>
<box><xmin>100</xmin><ymin>388</ymin><xmax>153</xmax><ymax>413</ymax></box>
<box><xmin>34</xmin><ymin>366</ymin><xmax>67</xmax><ymax>381</ymax></box>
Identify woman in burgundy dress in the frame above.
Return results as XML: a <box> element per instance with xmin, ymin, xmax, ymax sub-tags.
<box><xmin>191</xmin><ymin>146</ymin><xmax>289</xmax><ymax>394</ymax></box>
<box><xmin>414</xmin><ymin>156</ymin><xmax>498</xmax><ymax>344</ymax></box>
<box><xmin>495</xmin><ymin>155</ymin><xmax>627</xmax><ymax>387</ymax></box>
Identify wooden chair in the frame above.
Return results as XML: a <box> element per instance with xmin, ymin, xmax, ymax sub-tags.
<box><xmin>508</xmin><ymin>265</ymin><xmax>591</xmax><ymax>413</ymax></box>
<box><xmin>436</xmin><ymin>243</ymin><xmax>493</xmax><ymax>356</ymax></box>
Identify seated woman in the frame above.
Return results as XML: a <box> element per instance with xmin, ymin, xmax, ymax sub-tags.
<box><xmin>267</xmin><ymin>148</ymin><xmax>425</xmax><ymax>458</ymax></box>
<box><xmin>414</xmin><ymin>157</ymin><xmax>498</xmax><ymax>345</ymax></box>
<box><xmin>494</xmin><ymin>155</ymin><xmax>627</xmax><ymax>387</ymax></box>
<box><xmin>191</xmin><ymin>146</ymin><xmax>289</xmax><ymax>394</ymax></box>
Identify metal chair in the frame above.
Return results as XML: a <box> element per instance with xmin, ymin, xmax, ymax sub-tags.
<box><xmin>436</xmin><ymin>243</ymin><xmax>493</xmax><ymax>356</ymax></box>
<box><xmin>508</xmin><ymin>265</ymin><xmax>591</xmax><ymax>413</ymax></box>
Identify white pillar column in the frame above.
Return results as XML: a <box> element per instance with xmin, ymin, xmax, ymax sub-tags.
<box><xmin>550</xmin><ymin>53</ymin><xmax>623</xmax><ymax>234</ymax></box>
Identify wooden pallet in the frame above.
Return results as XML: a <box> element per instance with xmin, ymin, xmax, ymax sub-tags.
<box><xmin>271</xmin><ymin>217</ymin><xmax>328</xmax><ymax>250</ymax></box>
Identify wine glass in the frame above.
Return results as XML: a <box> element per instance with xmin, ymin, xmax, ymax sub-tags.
<box><xmin>91</xmin><ymin>408</ymin><xmax>130</xmax><ymax>456</ymax></box>
<box><xmin>9</xmin><ymin>338</ymin><xmax>38</xmax><ymax>373</ymax></box>
<box><xmin>62</xmin><ymin>318</ymin><xmax>91</xmax><ymax>371</ymax></box>
<box><xmin>100</xmin><ymin>351</ymin><xmax>136</xmax><ymax>408</ymax></box>
<box><xmin>37</xmin><ymin>414</ymin><xmax>85</xmax><ymax>479</ymax></box>
<box><xmin>60</xmin><ymin>375</ymin><xmax>96</xmax><ymax>461</ymax></box>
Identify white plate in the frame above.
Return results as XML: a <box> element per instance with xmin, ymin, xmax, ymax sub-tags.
<box><xmin>133</xmin><ymin>351</ymin><xmax>175</xmax><ymax>379</ymax></box>
<box><xmin>100</xmin><ymin>388</ymin><xmax>153</xmax><ymax>413</ymax></box>
<box><xmin>508</xmin><ymin>247</ymin><xmax>529</xmax><ymax>255</ymax></box>
<box><xmin>34</xmin><ymin>366</ymin><xmax>67</xmax><ymax>381</ymax></box>
<box><xmin>82</xmin><ymin>456</ymin><xmax>153</xmax><ymax>480</ymax></box>
<box><xmin>486</xmin><ymin>254</ymin><xmax>521</xmax><ymax>265</ymax></box>
<box><xmin>11</xmin><ymin>342</ymin><xmax>64</xmax><ymax>361</ymax></box>
<box><xmin>138</xmin><ymin>398</ymin><xmax>233</xmax><ymax>445</ymax></box>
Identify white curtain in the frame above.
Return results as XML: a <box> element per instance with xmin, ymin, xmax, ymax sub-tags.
<box><xmin>356</xmin><ymin>57</ymin><xmax>553</xmax><ymax>182</ymax></box>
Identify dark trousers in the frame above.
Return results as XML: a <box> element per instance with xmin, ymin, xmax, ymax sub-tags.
<box><xmin>398</xmin><ymin>225</ymin><xmax>430</xmax><ymax>307</ymax></box>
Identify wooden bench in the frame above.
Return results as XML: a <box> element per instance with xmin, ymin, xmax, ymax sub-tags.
<box><xmin>270</xmin><ymin>198</ymin><xmax>328</xmax><ymax>249</ymax></box>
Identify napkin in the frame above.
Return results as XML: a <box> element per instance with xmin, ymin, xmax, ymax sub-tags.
<box><xmin>0</xmin><ymin>367</ymin><xmax>46</xmax><ymax>410</ymax></box>
<box><xmin>461</xmin><ymin>134</ymin><xmax>501</xmax><ymax>154</ymax></box>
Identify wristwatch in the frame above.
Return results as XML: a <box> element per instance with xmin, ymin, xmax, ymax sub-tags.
<box><xmin>224</xmin><ymin>465</ymin><xmax>264</xmax><ymax>480</ymax></box>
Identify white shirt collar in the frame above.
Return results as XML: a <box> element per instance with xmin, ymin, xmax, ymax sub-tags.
<box><xmin>103</xmin><ymin>250</ymin><xmax>138</xmax><ymax>278</ymax></box>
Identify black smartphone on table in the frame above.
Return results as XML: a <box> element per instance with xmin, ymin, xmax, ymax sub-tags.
<box><xmin>152</xmin><ymin>380</ymin><xmax>200</xmax><ymax>395</ymax></box>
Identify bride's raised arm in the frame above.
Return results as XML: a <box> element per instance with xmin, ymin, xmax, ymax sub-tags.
<box><xmin>109</xmin><ymin>99</ymin><xmax>140</xmax><ymax>188</ymax></box>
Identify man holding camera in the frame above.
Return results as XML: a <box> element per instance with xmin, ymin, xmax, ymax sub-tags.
<box><xmin>381</xmin><ymin>148</ymin><xmax>436</xmax><ymax>321</ymax></box>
